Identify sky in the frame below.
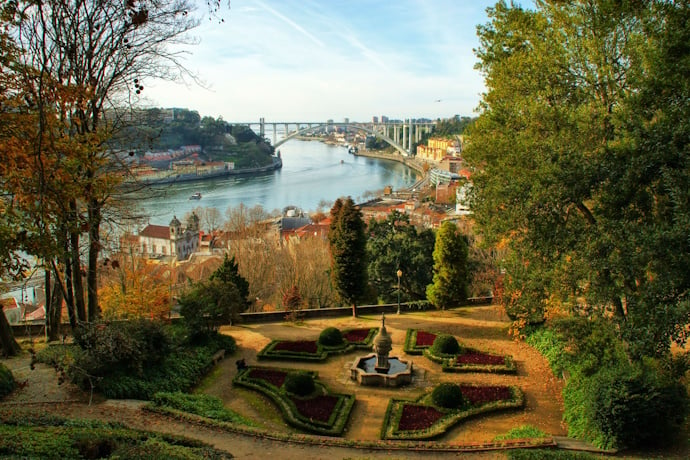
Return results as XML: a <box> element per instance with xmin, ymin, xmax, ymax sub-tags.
<box><xmin>144</xmin><ymin>0</ymin><xmax>513</xmax><ymax>124</ymax></box>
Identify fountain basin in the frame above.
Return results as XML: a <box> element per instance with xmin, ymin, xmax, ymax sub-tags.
<box><xmin>350</xmin><ymin>353</ymin><xmax>413</xmax><ymax>387</ymax></box>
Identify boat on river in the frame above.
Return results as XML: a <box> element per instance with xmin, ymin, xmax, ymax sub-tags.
<box><xmin>189</xmin><ymin>192</ymin><xmax>202</xmax><ymax>200</ymax></box>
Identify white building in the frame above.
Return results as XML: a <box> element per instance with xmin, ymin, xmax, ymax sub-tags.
<box><xmin>138</xmin><ymin>213</ymin><xmax>200</xmax><ymax>260</ymax></box>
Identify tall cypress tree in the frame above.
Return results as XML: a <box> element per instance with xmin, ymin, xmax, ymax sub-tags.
<box><xmin>328</xmin><ymin>197</ymin><xmax>368</xmax><ymax>317</ymax></box>
<box><xmin>426</xmin><ymin>221</ymin><xmax>469</xmax><ymax>310</ymax></box>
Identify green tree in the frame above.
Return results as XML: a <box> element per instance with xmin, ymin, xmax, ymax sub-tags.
<box><xmin>328</xmin><ymin>197</ymin><xmax>368</xmax><ymax>316</ymax></box>
<box><xmin>210</xmin><ymin>254</ymin><xmax>250</xmax><ymax>310</ymax></box>
<box><xmin>367</xmin><ymin>211</ymin><xmax>434</xmax><ymax>303</ymax></box>
<box><xmin>426</xmin><ymin>221</ymin><xmax>469</xmax><ymax>309</ymax></box>
<box><xmin>179</xmin><ymin>278</ymin><xmax>243</xmax><ymax>338</ymax></box>
<box><xmin>465</xmin><ymin>0</ymin><xmax>690</xmax><ymax>358</ymax></box>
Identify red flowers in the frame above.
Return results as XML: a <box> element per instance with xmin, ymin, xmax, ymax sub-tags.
<box><xmin>342</xmin><ymin>328</ymin><xmax>371</xmax><ymax>344</ymax></box>
<box><xmin>273</xmin><ymin>340</ymin><xmax>318</xmax><ymax>354</ymax></box>
<box><xmin>247</xmin><ymin>368</ymin><xmax>287</xmax><ymax>388</ymax></box>
<box><xmin>459</xmin><ymin>385</ymin><xmax>512</xmax><ymax>405</ymax></box>
<box><xmin>456</xmin><ymin>351</ymin><xmax>505</xmax><ymax>366</ymax></box>
<box><xmin>415</xmin><ymin>330</ymin><xmax>437</xmax><ymax>347</ymax></box>
<box><xmin>398</xmin><ymin>404</ymin><xmax>444</xmax><ymax>431</ymax></box>
<box><xmin>290</xmin><ymin>395</ymin><xmax>339</xmax><ymax>422</ymax></box>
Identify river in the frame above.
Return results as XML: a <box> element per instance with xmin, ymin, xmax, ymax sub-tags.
<box><xmin>133</xmin><ymin>139</ymin><xmax>420</xmax><ymax>225</ymax></box>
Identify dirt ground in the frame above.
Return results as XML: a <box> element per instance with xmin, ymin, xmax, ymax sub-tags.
<box><xmin>1</xmin><ymin>305</ymin><xmax>569</xmax><ymax>459</ymax></box>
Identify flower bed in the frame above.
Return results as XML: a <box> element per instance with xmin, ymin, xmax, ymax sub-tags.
<box><xmin>257</xmin><ymin>327</ymin><xmax>377</xmax><ymax>361</ymax></box>
<box><xmin>403</xmin><ymin>329</ymin><xmax>438</xmax><ymax>355</ymax></box>
<box><xmin>405</xmin><ymin>328</ymin><xmax>516</xmax><ymax>374</ymax></box>
<box><xmin>381</xmin><ymin>384</ymin><xmax>525</xmax><ymax>440</ymax></box>
<box><xmin>233</xmin><ymin>366</ymin><xmax>355</xmax><ymax>436</ymax></box>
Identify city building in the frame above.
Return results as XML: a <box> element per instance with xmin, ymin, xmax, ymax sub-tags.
<box><xmin>136</xmin><ymin>213</ymin><xmax>201</xmax><ymax>260</ymax></box>
<box><xmin>415</xmin><ymin>137</ymin><xmax>462</xmax><ymax>163</ymax></box>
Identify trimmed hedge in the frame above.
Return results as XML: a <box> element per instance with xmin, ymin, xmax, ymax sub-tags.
<box><xmin>233</xmin><ymin>366</ymin><xmax>355</xmax><ymax>436</ymax></box>
<box><xmin>430</xmin><ymin>334</ymin><xmax>460</xmax><ymax>355</ymax></box>
<box><xmin>0</xmin><ymin>362</ymin><xmax>15</xmax><ymax>400</ymax></box>
<box><xmin>257</xmin><ymin>327</ymin><xmax>377</xmax><ymax>361</ymax></box>
<box><xmin>284</xmin><ymin>372</ymin><xmax>315</xmax><ymax>396</ymax></box>
<box><xmin>381</xmin><ymin>383</ymin><xmax>524</xmax><ymax>440</ymax></box>
<box><xmin>318</xmin><ymin>327</ymin><xmax>344</xmax><ymax>346</ymax></box>
<box><xmin>431</xmin><ymin>383</ymin><xmax>466</xmax><ymax>409</ymax></box>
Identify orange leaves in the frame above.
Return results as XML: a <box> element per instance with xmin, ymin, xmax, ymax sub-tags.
<box><xmin>99</xmin><ymin>256</ymin><xmax>171</xmax><ymax>320</ymax></box>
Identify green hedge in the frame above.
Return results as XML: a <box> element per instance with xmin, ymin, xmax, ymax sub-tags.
<box><xmin>233</xmin><ymin>366</ymin><xmax>355</xmax><ymax>436</ymax></box>
<box><xmin>257</xmin><ymin>328</ymin><xmax>377</xmax><ymax>362</ymax></box>
<box><xmin>0</xmin><ymin>362</ymin><xmax>15</xmax><ymax>400</ymax></box>
<box><xmin>381</xmin><ymin>384</ymin><xmax>524</xmax><ymax>440</ymax></box>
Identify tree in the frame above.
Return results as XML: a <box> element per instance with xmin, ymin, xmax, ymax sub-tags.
<box><xmin>98</xmin><ymin>255</ymin><xmax>171</xmax><ymax>320</ymax></box>
<box><xmin>426</xmin><ymin>221</ymin><xmax>469</xmax><ymax>309</ymax></box>
<box><xmin>178</xmin><ymin>277</ymin><xmax>243</xmax><ymax>337</ymax></box>
<box><xmin>367</xmin><ymin>211</ymin><xmax>434</xmax><ymax>303</ymax></box>
<box><xmin>209</xmin><ymin>254</ymin><xmax>250</xmax><ymax>310</ymax></box>
<box><xmin>465</xmin><ymin>1</ymin><xmax>690</xmax><ymax>358</ymax></box>
<box><xmin>1</xmin><ymin>0</ymin><xmax>199</xmax><ymax>329</ymax></box>
<box><xmin>328</xmin><ymin>197</ymin><xmax>368</xmax><ymax>316</ymax></box>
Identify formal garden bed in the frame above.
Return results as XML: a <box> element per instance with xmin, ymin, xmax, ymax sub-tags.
<box><xmin>232</xmin><ymin>365</ymin><xmax>355</xmax><ymax>436</ymax></box>
<box><xmin>381</xmin><ymin>383</ymin><xmax>525</xmax><ymax>440</ymax></box>
<box><xmin>404</xmin><ymin>329</ymin><xmax>516</xmax><ymax>373</ymax></box>
<box><xmin>256</xmin><ymin>327</ymin><xmax>377</xmax><ymax>361</ymax></box>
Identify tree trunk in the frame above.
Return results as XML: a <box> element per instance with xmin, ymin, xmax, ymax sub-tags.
<box><xmin>70</xmin><ymin>228</ymin><xmax>87</xmax><ymax>323</ymax></box>
<box><xmin>87</xmin><ymin>199</ymin><xmax>101</xmax><ymax>321</ymax></box>
<box><xmin>352</xmin><ymin>303</ymin><xmax>357</xmax><ymax>317</ymax></box>
<box><xmin>46</xmin><ymin>275</ymin><xmax>63</xmax><ymax>342</ymax></box>
<box><xmin>0</xmin><ymin>310</ymin><xmax>20</xmax><ymax>357</ymax></box>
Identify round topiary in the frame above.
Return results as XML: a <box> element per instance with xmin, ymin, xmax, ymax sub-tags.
<box><xmin>284</xmin><ymin>372</ymin><xmax>315</xmax><ymax>396</ymax></box>
<box><xmin>318</xmin><ymin>327</ymin><xmax>344</xmax><ymax>347</ymax></box>
<box><xmin>0</xmin><ymin>363</ymin><xmax>15</xmax><ymax>400</ymax></box>
<box><xmin>431</xmin><ymin>383</ymin><xmax>466</xmax><ymax>409</ymax></box>
<box><xmin>430</xmin><ymin>334</ymin><xmax>460</xmax><ymax>355</ymax></box>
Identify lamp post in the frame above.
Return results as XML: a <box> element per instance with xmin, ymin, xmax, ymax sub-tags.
<box><xmin>396</xmin><ymin>269</ymin><xmax>402</xmax><ymax>315</ymax></box>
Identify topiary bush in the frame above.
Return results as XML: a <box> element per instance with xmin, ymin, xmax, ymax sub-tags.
<box><xmin>0</xmin><ymin>363</ymin><xmax>15</xmax><ymax>399</ymax></box>
<box><xmin>318</xmin><ymin>327</ymin><xmax>344</xmax><ymax>347</ymax></box>
<box><xmin>431</xmin><ymin>382</ymin><xmax>466</xmax><ymax>409</ymax></box>
<box><xmin>430</xmin><ymin>334</ymin><xmax>460</xmax><ymax>356</ymax></box>
<box><xmin>283</xmin><ymin>372</ymin><xmax>315</xmax><ymax>396</ymax></box>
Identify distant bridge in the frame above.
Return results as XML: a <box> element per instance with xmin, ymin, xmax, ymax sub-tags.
<box><xmin>237</xmin><ymin>119</ymin><xmax>436</xmax><ymax>155</ymax></box>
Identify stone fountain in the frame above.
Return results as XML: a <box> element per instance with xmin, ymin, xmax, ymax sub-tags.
<box><xmin>350</xmin><ymin>313</ymin><xmax>413</xmax><ymax>387</ymax></box>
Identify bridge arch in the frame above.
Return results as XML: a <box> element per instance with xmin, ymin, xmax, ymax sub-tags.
<box><xmin>273</xmin><ymin>123</ymin><xmax>409</xmax><ymax>156</ymax></box>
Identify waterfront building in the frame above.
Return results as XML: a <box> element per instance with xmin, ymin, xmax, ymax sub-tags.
<box><xmin>416</xmin><ymin>137</ymin><xmax>462</xmax><ymax>163</ymax></box>
<box><xmin>136</xmin><ymin>213</ymin><xmax>200</xmax><ymax>260</ymax></box>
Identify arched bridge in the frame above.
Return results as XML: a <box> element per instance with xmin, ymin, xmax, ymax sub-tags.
<box><xmin>238</xmin><ymin>118</ymin><xmax>436</xmax><ymax>155</ymax></box>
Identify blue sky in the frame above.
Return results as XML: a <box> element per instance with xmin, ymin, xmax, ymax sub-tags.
<box><xmin>145</xmin><ymin>0</ymin><xmax>514</xmax><ymax>123</ymax></box>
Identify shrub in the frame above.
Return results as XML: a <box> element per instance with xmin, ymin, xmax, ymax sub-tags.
<box><xmin>72</xmin><ymin>319</ymin><xmax>172</xmax><ymax>377</ymax></box>
<box><xmin>318</xmin><ymin>327</ymin><xmax>343</xmax><ymax>347</ymax></box>
<box><xmin>494</xmin><ymin>425</ymin><xmax>547</xmax><ymax>441</ymax></box>
<box><xmin>0</xmin><ymin>363</ymin><xmax>15</xmax><ymax>399</ymax></box>
<box><xmin>431</xmin><ymin>383</ymin><xmax>466</xmax><ymax>409</ymax></box>
<box><xmin>564</xmin><ymin>360</ymin><xmax>689</xmax><ymax>450</ymax></box>
<box><xmin>283</xmin><ymin>372</ymin><xmax>315</xmax><ymax>396</ymax></box>
<box><xmin>430</xmin><ymin>334</ymin><xmax>460</xmax><ymax>355</ymax></box>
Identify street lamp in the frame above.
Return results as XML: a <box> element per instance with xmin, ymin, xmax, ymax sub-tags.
<box><xmin>396</xmin><ymin>269</ymin><xmax>403</xmax><ymax>315</ymax></box>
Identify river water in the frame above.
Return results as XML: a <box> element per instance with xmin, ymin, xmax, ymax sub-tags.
<box><xmin>134</xmin><ymin>139</ymin><xmax>419</xmax><ymax>225</ymax></box>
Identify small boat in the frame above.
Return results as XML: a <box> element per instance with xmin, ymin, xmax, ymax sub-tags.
<box><xmin>189</xmin><ymin>192</ymin><xmax>202</xmax><ymax>200</ymax></box>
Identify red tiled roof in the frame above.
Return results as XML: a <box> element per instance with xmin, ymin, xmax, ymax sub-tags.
<box><xmin>1</xmin><ymin>297</ymin><xmax>19</xmax><ymax>311</ymax></box>
<box><xmin>139</xmin><ymin>224</ymin><xmax>170</xmax><ymax>239</ymax></box>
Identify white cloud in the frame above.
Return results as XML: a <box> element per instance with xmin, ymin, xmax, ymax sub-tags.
<box><xmin>143</xmin><ymin>0</ymin><xmax>499</xmax><ymax>122</ymax></box>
